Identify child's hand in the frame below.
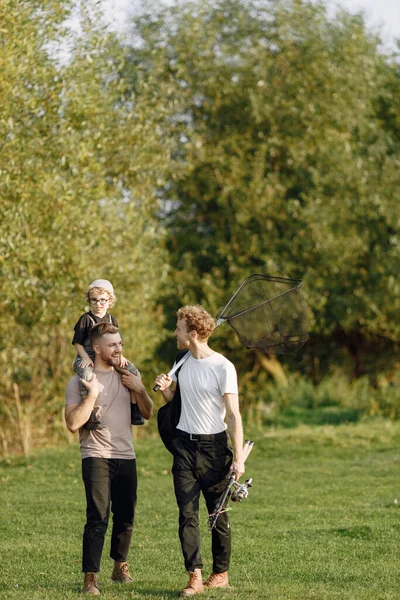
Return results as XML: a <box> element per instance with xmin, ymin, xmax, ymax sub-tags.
<box><xmin>119</xmin><ymin>355</ymin><xmax>129</xmax><ymax>368</ymax></box>
<box><xmin>80</xmin><ymin>357</ymin><xmax>94</xmax><ymax>368</ymax></box>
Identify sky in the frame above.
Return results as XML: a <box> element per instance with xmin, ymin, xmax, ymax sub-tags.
<box><xmin>101</xmin><ymin>0</ymin><xmax>400</xmax><ymax>50</ymax></box>
<box><xmin>328</xmin><ymin>0</ymin><xmax>399</xmax><ymax>47</ymax></box>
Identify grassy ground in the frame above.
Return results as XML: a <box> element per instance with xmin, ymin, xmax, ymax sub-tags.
<box><xmin>0</xmin><ymin>419</ymin><xmax>399</xmax><ymax>599</ymax></box>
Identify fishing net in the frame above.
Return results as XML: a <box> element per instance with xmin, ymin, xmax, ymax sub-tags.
<box><xmin>216</xmin><ymin>274</ymin><xmax>308</xmax><ymax>354</ymax></box>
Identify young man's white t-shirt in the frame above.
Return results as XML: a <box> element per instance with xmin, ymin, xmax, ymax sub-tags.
<box><xmin>172</xmin><ymin>352</ymin><xmax>238</xmax><ymax>435</ymax></box>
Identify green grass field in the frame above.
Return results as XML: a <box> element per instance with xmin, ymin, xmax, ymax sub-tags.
<box><xmin>0</xmin><ymin>419</ymin><xmax>399</xmax><ymax>600</ymax></box>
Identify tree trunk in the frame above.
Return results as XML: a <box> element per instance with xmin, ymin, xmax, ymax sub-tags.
<box><xmin>255</xmin><ymin>350</ymin><xmax>288</xmax><ymax>387</ymax></box>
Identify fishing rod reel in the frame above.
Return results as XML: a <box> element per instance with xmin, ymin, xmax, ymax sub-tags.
<box><xmin>209</xmin><ymin>440</ymin><xmax>255</xmax><ymax>531</ymax></box>
<box><xmin>230</xmin><ymin>478</ymin><xmax>253</xmax><ymax>502</ymax></box>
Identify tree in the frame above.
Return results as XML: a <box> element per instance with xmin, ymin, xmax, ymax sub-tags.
<box><xmin>129</xmin><ymin>0</ymin><xmax>400</xmax><ymax>379</ymax></box>
<box><xmin>0</xmin><ymin>1</ymin><xmax>176</xmax><ymax>455</ymax></box>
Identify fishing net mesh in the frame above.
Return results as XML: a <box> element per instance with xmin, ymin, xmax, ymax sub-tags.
<box><xmin>217</xmin><ymin>274</ymin><xmax>308</xmax><ymax>354</ymax></box>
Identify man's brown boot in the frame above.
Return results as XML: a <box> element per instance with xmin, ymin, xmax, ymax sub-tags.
<box><xmin>203</xmin><ymin>571</ymin><xmax>229</xmax><ymax>589</ymax></box>
<box><xmin>110</xmin><ymin>561</ymin><xmax>133</xmax><ymax>583</ymax></box>
<box><xmin>180</xmin><ymin>569</ymin><xmax>204</xmax><ymax>597</ymax></box>
<box><xmin>83</xmin><ymin>572</ymin><xmax>100</xmax><ymax>595</ymax></box>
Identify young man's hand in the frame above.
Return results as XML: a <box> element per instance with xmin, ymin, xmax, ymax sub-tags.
<box><xmin>153</xmin><ymin>374</ymin><xmax>173</xmax><ymax>391</ymax></box>
<box><xmin>230</xmin><ymin>458</ymin><xmax>245</xmax><ymax>481</ymax></box>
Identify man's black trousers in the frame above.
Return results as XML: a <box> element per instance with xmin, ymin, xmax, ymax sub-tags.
<box><xmin>81</xmin><ymin>457</ymin><xmax>137</xmax><ymax>573</ymax></box>
<box><xmin>172</xmin><ymin>431</ymin><xmax>233</xmax><ymax>573</ymax></box>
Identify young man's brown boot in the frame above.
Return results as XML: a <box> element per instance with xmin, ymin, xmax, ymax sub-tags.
<box><xmin>203</xmin><ymin>571</ymin><xmax>229</xmax><ymax>589</ymax></box>
<box><xmin>180</xmin><ymin>569</ymin><xmax>204</xmax><ymax>596</ymax></box>
<box><xmin>83</xmin><ymin>572</ymin><xmax>100</xmax><ymax>595</ymax></box>
<box><xmin>110</xmin><ymin>561</ymin><xmax>133</xmax><ymax>583</ymax></box>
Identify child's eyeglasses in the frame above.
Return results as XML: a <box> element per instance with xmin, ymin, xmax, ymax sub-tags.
<box><xmin>89</xmin><ymin>297</ymin><xmax>109</xmax><ymax>306</ymax></box>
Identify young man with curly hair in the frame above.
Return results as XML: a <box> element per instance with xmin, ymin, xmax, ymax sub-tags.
<box><xmin>154</xmin><ymin>305</ymin><xmax>245</xmax><ymax>597</ymax></box>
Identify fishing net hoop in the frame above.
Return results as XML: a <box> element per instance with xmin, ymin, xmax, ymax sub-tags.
<box><xmin>216</xmin><ymin>274</ymin><xmax>308</xmax><ymax>355</ymax></box>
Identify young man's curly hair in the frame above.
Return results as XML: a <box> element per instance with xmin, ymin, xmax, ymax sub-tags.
<box><xmin>177</xmin><ymin>305</ymin><xmax>215</xmax><ymax>341</ymax></box>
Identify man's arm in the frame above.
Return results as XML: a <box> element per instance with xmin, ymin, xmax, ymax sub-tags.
<box><xmin>224</xmin><ymin>393</ymin><xmax>245</xmax><ymax>481</ymax></box>
<box><xmin>65</xmin><ymin>375</ymin><xmax>100</xmax><ymax>433</ymax></box>
<box><xmin>121</xmin><ymin>370</ymin><xmax>153</xmax><ymax>420</ymax></box>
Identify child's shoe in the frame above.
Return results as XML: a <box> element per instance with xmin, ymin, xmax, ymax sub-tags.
<box><xmin>131</xmin><ymin>402</ymin><xmax>145</xmax><ymax>425</ymax></box>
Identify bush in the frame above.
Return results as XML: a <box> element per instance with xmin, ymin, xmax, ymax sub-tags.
<box><xmin>241</xmin><ymin>372</ymin><xmax>400</xmax><ymax>428</ymax></box>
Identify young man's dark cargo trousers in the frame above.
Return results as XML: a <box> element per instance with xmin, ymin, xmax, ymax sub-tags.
<box><xmin>172</xmin><ymin>430</ymin><xmax>233</xmax><ymax>573</ymax></box>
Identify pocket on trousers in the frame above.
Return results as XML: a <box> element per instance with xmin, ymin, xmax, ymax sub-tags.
<box><xmin>215</xmin><ymin>440</ymin><xmax>233</xmax><ymax>459</ymax></box>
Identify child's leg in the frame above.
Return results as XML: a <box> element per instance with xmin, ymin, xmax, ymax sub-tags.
<box><xmin>73</xmin><ymin>355</ymin><xmax>94</xmax><ymax>397</ymax></box>
<box><xmin>124</xmin><ymin>362</ymin><xmax>138</xmax><ymax>376</ymax></box>
<box><xmin>117</xmin><ymin>361</ymin><xmax>144</xmax><ymax>426</ymax></box>
<box><xmin>73</xmin><ymin>356</ymin><xmax>102</xmax><ymax>430</ymax></box>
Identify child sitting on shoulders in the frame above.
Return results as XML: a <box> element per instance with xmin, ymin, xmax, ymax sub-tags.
<box><xmin>72</xmin><ymin>278</ymin><xmax>144</xmax><ymax>427</ymax></box>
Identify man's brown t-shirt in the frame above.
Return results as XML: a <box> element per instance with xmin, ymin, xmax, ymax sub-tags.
<box><xmin>65</xmin><ymin>368</ymin><xmax>135</xmax><ymax>460</ymax></box>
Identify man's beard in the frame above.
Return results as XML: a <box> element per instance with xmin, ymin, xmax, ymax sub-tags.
<box><xmin>104</xmin><ymin>354</ymin><xmax>121</xmax><ymax>366</ymax></box>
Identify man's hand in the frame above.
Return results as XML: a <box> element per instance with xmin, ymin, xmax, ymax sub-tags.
<box><xmin>80</xmin><ymin>373</ymin><xmax>100</xmax><ymax>398</ymax></box>
<box><xmin>65</xmin><ymin>374</ymin><xmax>100</xmax><ymax>433</ymax></box>
<box><xmin>153</xmin><ymin>373</ymin><xmax>173</xmax><ymax>392</ymax></box>
<box><xmin>230</xmin><ymin>458</ymin><xmax>245</xmax><ymax>482</ymax></box>
<box><xmin>121</xmin><ymin>369</ymin><xmax>145</xmax><ymax>393</ymax></box>
<box><xmin>121</xmin><ymin>369</ymin><xmax>153</xmax><ymax>420</ymax></box>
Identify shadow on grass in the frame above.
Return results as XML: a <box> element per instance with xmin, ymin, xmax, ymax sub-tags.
<box><xmin>134</xmin><ymin>591</ymin><xmax>180</xmax><ymax>598</ymax></box>
<box><xmin>136</xmin><ymin>588</ymin><xmax>237</xmax><ymax>598</ymax></box>
<box><xmin>333</xmin><ymin>525</ymin><xmax>373</xmax><ymax>540</ymax></box>
<box><xmin>267</xmin><ymin>406</ymin><xmax>361</xmax><ymax>429</ymax></box>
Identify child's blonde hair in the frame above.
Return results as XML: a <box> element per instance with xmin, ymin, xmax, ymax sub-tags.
<box><xmin>85</xmin><ymin>279</ymin><xmax>116</xmax><ymax>307</ymax></box>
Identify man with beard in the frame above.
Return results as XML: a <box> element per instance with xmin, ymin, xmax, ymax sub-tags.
<box><xmin>65</xmin><ymin>322</ymin><xmax>153</xmax><ymax>596</ymax></box>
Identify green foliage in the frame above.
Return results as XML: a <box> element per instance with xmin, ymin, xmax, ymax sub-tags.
<box><xmin>242</xmin><ymin>372</ymin><xmax>400</xmax><ymax>429</ymax></box>
<box><xmin>0</xmin><ymin>1</ymin><xmax>177</xmax><ymax>455</ymax></box>
<box><xmin>1</xmin><ymin>0</ymin><xmax>400</xmax><ymax>456</ymax></box>
<box><xmin>131</xmin><ymin>0</ymin><xmax>400</xmax><ymax>371</ymax></box>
